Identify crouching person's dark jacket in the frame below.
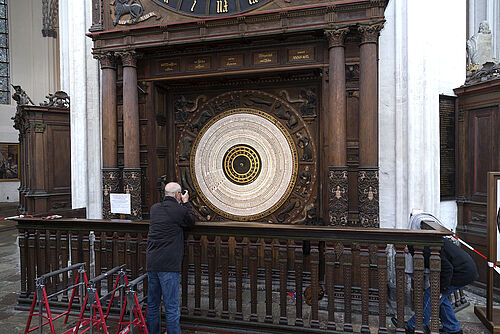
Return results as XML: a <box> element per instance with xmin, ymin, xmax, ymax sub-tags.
<box><xmin>439</xmin><ymin>238</ymin><xmax>479</xmax><ymax>293</ymax></box>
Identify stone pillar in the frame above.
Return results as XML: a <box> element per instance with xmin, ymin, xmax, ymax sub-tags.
<box><xmin>358</xmin><ymin>22</ymin><xmax>384</xmax><ymax>227</ymax></box>
<box><xmin>325</xmin><ymin>27</ymin><xmax>349</xmax><ymax>226</ymax></box>
<box><xmin>94</xmin><ymin>52</ymin><xmax>120</xmax><ymax>219</ymax></box>
<box><xmin>117</xmin><ymin>50</ymin><xmax>142</xmax><ymax>220</ymax></box>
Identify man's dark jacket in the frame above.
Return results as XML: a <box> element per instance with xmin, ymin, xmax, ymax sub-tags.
<box><xmin>147</xmin><ymin>196</ymin><xmax>195</xmax><ymax>272</ymax></box>
<box><xmin>439</xmin><ymin>238</ymin><xmax>478</xmax><ymax>293</ymax></box>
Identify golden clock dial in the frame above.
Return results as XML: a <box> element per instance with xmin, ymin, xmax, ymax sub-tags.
<box><xmin>152</xmin><ymin>0</ymin><xmax>272</xmax><ymax>17</ymax></box>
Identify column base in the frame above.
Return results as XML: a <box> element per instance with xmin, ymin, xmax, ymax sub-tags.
<box><xmin>123</xmin><ymin>168</ymin><xmax>142</xmax><ymax>220</ymax></box>
<box><xmin>102</xmin><ymin>168</ymin><xmax>121</xmax><ymax>219</ymax></box>
<box><xmin>358</xmin><ymin>167</ymin><xmax>379</xmax><ymax>227</ymax></box>
<box><xmin>328</xmin><ymin>167</ymin><xmax>348</xmax><ymax>226</ymax></box>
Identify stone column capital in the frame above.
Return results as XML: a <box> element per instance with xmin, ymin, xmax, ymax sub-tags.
<box><xmin>116</xmin><ymin>50</ymin><xmax>142</xmax><ymax>68</ymax></box>
<box><xmin>325</xmin><ymin>27</ymin><xmax>350</xmax><ymax>48</ymax></box>
<box><xmin>93</xmin><ymin>51</ymin><xmax>117</xmax><ymax>69</ymax></box>
<box><xmin>358</xmin><ymin>21</ymin><xmax>385</xmax><ymax>44</ymax></box>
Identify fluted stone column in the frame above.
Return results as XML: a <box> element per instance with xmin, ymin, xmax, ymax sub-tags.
<box><xmin>358</xmin><ymin>22</ymin><xmax>384</xmax><ymax>227</ymax></box>
<box><xmin>94</xmin><ymin>52</ymin><xmax>120</xmax><ymax>219</ymax></box>
<box><xmin>325</xmin><ymin>27</ymin><xmax>350</xmax><ymax>226</ymax></box>
<box><xmin>117</xmin><ymin>50</ymin><xmax>142</xmax><ymax>220</ymax></box>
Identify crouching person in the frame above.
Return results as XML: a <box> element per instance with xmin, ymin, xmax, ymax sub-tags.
<box><xmin>405</xmin><ymin>238</ymin><xmax>478</xmax><ymax>334</ymax></box>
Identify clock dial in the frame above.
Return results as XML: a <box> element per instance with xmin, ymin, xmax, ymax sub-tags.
<box><xmin>152</xmin><ymin>0</ymin><xmax>272</xmax><ymax>17</ymax></box>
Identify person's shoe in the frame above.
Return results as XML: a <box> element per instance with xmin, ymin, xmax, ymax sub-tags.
<box><xmin>391</xmin><ymin>317</ymin><xmax>415</xmax><ymax>334</ymax></box>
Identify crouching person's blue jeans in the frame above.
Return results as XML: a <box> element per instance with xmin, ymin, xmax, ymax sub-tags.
<box><xmin>408</xmin><ymin>285</ymin><xmax>462</xmax><ymax>333</ymax></box>
<box><xmin>146</xmin><ymin>271</ymin><xmax>181</xmax><ymax>334</ymax></box>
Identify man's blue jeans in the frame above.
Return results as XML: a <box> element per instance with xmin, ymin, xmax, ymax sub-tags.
<box><xmin>408</xmin><ymin>285</ymin><xmax>462</xmax><ymax>333</ymax></box>
<box><xmin>146</xmin><ymin>272</ymin><xmax>181</xmax><ymax>334</ymax></box>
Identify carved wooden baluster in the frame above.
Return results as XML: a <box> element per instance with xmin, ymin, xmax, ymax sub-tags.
<box><xmin>19</xmin><ymin>229</ymin><xmax>28</xmax><ymax>298</ymax></box>
<box><xmin>27</xmin><ymin>230</ymin><xmax>36</xmax><ymax>298</ymax></box>
<box><xmin>83</xmin><ymin>233</ymin><xmax>90</xmax><ymax>281</ymax></box>
<box><xmin>47</xmin><ymin>230</ymin><xmax>56</xmax><ymax>297</ymax></box>
<box><xmin>118</xmin><ymin>232</ymin><xmax>125</xmax><ymax>267</ymax></box>
<box><xmin>61</xmin><ymin>231</ymin><xmax>69</xmax><ymax>302</ymax></box>
<box><xmin>130</xmin><ymin>233</ymin><xmax>138</xmax><ymax>279</ymax></box>
<box><xmin>249</xmin><ymin>237</ymin><xmax>259</xmax><ymax>322</ymax></box>
<box><xmin>93</xmin><ymin>231</ymin><xmax>101</xmax><ymax>295</ymax></box>
<box><xmin>264</xmin><ymin>238</ymin><xmax>273</xmax><ymax>323</ymax></box>
<box><xmin>125</xmin><ymin>233</ymin><xmax>132</xmax><ymax>276</ymax></box>
<box><xmin>101</xmin><ymin>231</ymin><xmax>110</xmax><ymax>288</ymax></box>
<box><xmin>429</xmin><ymin>245</ymin><xmax>442</xmax><ymax>333</ymax></box>
<box><xmin>71</xmin><ymin>231</ymin><xmax>79</xmax><ymax>266</ymax></box>
<box><xmin>234</xmin><ymin>236</ymin><xmax>244</xmax><ymax>320</ymax></box>
<box><xmin>111</xmin><ymin>232</ymin><xmax>119</xmax><ymax>290</ymax></box>
<box><xmin>377</xmin><ymin>244</ymin><xmax>388</xmax><ymax>334</ymax></box>
<box><xmin>310</xmin><ymin>240</ymin><xmax>320</xmax><ymax>328</ymax></box>
<box><xmin>208</xmin><ymin>235</ymin><xmax>216</xmax><ymax>317</ymax></box>
<box><xmin>360</xmin><ymin>246</ymin><xmax>370</xmax><ymax>333</ymax></box>
<box><xmin>221</xmin><ymin>235</ymin><xmax>230</xmax><ymax>319</ymax></box>
<box><xmin>343</xmin><ymin>246</ymin><xmax>353</xmax><ymax>332</ymax></box>
<box><xmin>278</xmin><ymin>239</ymin><xmax>288</xmax><ymax>325</ymax></box>
<box><xmin>193</xmin><ymin>234</ymin><xmax>202</xmax><ymax>316</ymax></box>
<box><xmin>413</xmin><ymin>245</ymin><xmax>425</xmax><ymax>334</ymax></box>
<box><xmin>294</xmin><ymin>240</ymin><xmax>304</xmax><ymax>327</ymax></box>
<box><xmin>37</xmin><ymin>230</ymin><xmax>45</xmax><ymax>277</ymax></box>
<box><xmin>395</xmin><ymin>244</ymin><xmax>406</xmax><ymax>332</ymax></box>
<box><xmin>181</xmin><ymin>235</ymin><xmax>190</xmax><ymax>315</ymax></box>
<box><xmin>325</xmin><ymin>240</ymin><xmax>335</xmax><ymax>330</ymax></box>
<box><xmin>137</xmin><ymin>232</ymin><xmax>145</xmax><ymax>274</ymax></box>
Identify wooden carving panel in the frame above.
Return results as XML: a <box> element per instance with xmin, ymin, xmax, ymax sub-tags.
<box><xmin>468</xmin><ymin>108</ymin><xmax>495</xmax><ymax>201</ymax></box>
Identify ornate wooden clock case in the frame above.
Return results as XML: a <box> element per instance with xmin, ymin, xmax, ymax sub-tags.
<box><xmin>91</xmin><ymin>0</ymin><xmax>386</xmax><ymax>225</ymax></box>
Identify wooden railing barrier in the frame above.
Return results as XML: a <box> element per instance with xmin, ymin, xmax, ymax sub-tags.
<box><xmin>16</xmin><ymin>218</ymin><xmax>451</xmax><ymax>333</ymax></box>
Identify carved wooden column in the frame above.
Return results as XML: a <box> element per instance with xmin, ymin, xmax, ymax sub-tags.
<box><xmin>358</xmin><ymin>22</ymin><xmax>384</xmax><ymax>227</ymax></box>
<box><xmin>95</xmin><ymin>52</ymin><xmax>120</xmax><ymax>219</ymax></box>
<box><xmin>118</xmin><ymin>50</ymin><xmax>142</xmax><ymax>220</ymax></box>
<box><xmin>325</xmin><ymin>27</ymin><xmax>349</xmax><ymax>226</ymax></box>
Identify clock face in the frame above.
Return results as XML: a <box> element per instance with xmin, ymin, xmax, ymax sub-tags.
<box><xmin>151</xmin><ymin>0</ymin><xmax>273</xmax><ymax>17</ymax></box>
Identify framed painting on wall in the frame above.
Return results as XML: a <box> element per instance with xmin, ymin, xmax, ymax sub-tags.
<box><xmin>0</xmin><ymin>143</ymin><xmax>19</xmax><ymax>181</ymax></box>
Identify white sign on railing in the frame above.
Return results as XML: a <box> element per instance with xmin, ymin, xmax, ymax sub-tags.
<box><xmin>110</xmin><ymin>193</ymin><xmax>131</xmax><ymax>215</ymax></box>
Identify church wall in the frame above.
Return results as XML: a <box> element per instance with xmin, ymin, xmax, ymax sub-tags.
<box><xmin>379</xmin><ymin>0</ymin><xmax>466</xmax><ymax>229</ymax></box>
<box><xmin>0</xmin><ymin>0</ymin><xmax>59</xmax><ymax>204</ymax></box>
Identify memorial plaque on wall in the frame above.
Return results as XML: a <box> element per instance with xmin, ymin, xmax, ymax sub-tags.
<box><xmin>439</xmin><ymin>95</ymin><xmax>456</xmax><ymax>199</ymax></box>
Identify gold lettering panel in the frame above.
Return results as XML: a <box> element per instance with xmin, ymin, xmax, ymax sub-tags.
<box><xmin>253</xmin><ymin>51</ymin><xmax>278</xmax><ymax>65</ymax></box>
<box><xmin>187</xmin><ymin>57</ymin><xmax>211</xmax><ymax>71</ymax></box>
<box><xmin>288</xmin><ymin>47</ymin><xmax>315</xmax><ymax>63</ymax></box>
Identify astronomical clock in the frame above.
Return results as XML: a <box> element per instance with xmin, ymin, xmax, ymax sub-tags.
<box><xmin>175</xmin><ymin>89</ymin><xmax>319</xmax><ymax>224</ymax></box>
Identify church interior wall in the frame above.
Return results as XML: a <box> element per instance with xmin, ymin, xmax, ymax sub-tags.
<box><xmin>0</xmin><ymin>0</ymin><xmax>60</xmax><ymax>204</ymax></box>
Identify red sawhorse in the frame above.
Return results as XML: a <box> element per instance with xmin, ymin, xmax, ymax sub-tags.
<box><xmin>65</xmin><ymin>265</ymin><xmax>129</xmax><ymax>334</ymax></box>
<box><xmin>116</xmin><ymin>273</ymin><xmax>148</xmax><ymax>334</ymax></box>
<box><xmin>24</xmin><ymin>263</ymin><xmax>88</xmax><ymax>334</ymax></box>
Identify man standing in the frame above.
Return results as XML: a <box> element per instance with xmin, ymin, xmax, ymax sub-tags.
<box><xmin>146</xmin><ymin>182</ymin><xmax>195</xmax><ymax>334</ymax></box>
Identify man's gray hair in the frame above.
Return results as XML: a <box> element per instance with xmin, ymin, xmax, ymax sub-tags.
<box><xmin>165</xmin><ymin>182</ymin><xmax>182</xmax><ymax>197</ymax></box>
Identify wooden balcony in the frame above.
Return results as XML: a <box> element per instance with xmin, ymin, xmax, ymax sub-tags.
<box><xmin>15</xmin><ymin>218</ymin><xmax>451</xmax><ymax>333</ymax></box>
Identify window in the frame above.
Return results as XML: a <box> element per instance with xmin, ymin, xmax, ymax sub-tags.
<box><xmin>0</xmin><ymin>0</ymin><xmax>9</xmax><ymax>104</ymax></box>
